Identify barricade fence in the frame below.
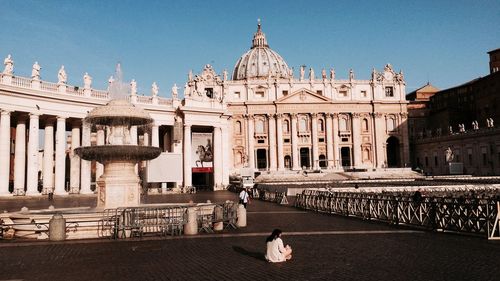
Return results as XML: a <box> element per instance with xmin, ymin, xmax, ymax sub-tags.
<box><xmin>295</xmin><ymin>190</ymin><xmax>498</xmax><ymax>237</ymax></box>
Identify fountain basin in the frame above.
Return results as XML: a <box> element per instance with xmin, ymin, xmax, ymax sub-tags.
<box><xmin>75</xmin><ymin>145</ymin><xmax>161</xmax><ymax>163</ymax></box>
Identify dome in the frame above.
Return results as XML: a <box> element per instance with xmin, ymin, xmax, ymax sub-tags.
<box><xmin>232</xmin><ymin>22</ymin><xmax>291</xmax><ymax>80</ymax></box>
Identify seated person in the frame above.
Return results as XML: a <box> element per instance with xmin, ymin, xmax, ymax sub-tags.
<box><xmin>265</xmin><ymin>229</ymin><xmax>292</xmax><ymax>262</ymax></box>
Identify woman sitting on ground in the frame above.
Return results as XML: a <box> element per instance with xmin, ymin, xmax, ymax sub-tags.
<box><xmin>265</xmin><ymin>229</ymin><xmax>292</xmax><ymax>262</ymax></box>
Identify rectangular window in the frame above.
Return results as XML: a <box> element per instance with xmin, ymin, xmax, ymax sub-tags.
<box><xmin>482</xmin><ymin>153</ymin><xmax>487</xmax><ymax>165</ymax></box>
<box><xmin>341</xmin><ymin>137</ymin><xmax>348</xmax><ymax>142</ymax></box>
<box><xmin>284</xmin><ymin>139</ymin><xmax>290</xmax><ymax>143</ymax></box>
<box><xmin>319</xmin><ymin>138</ymin><xmax>325</xmax><ymax>143</ymax></box>
<box><xmin>361</xmin><ymin>90</ymin><xmax>367</xmax><ymax>97</ymax></box>
<box><xmin>234</xmin><ymin>91</ymin><xmax>240</xmax><ymax>99</ymax></box>
<box><xmin>468</xmin><ymin>153</ymin><xmax>473</xmax><ymax>165</ymax></box>
<box><xmin>257</xmin><ymin>139</ymin><xmax>265</xmax><ymax>144</ymax></box>
<box><xmin>255</xmin><ymin>91</ymin><xmax>264</xmax><ymax>98</ymax></box>
<box><xmin>385</xmin><ymin>87</ymin><xmax>394</xmax><ymax>97</ymax></box>
<box><xmin>205</xmin><ymin>88</ymin><xmax>214</xmax><ymax>98</ymax></box>
<box><xmin>339</xmin><ymin>91</ymin><xmax>348</xmax><ymax>97</ymax></box>
<box><xmin>434</xmin><ymin>156</ymin><xmax>438</xmax><ymax>166</ymax></box>
<box><xmin>316</xmin><ymin>90</ymin><xmax>323</xmax><ymax>96</ymax></box>
<box><xmin>282</xmin><ymin>90</ymin><xmax>288</xmax><ymax>96</ymax></box>
<box><xmin>425</xmin><ymin>157</ymin><xmax>428</xmax><ymax>166</ymax></box>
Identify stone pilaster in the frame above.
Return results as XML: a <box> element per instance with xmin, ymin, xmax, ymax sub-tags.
<box><xmin>246</xmin><ymin>115</ymin><xmax>255</xmax><ymax>169</ymax></box>
<box><xmin>325</xmin><ymin>113</ymin><xmax>334</xmax><ymax>169</ymax></box>
<box><xmin>213</xmin><ymin>127</ymin><xmax>222</xmax><ymax>190</ymax></box>
<box><xmin>183</xmin><ymin>124</ymin><xmax>192</xmax><ymax>188</ymax></box>
<box><xmin>268</xmin><ymin>114</ymin><xmax>277</xmax><ymax>170</ymax></box>
<box><xmin>332</xmin><ymin>113</ymin><xmax>340</xmax><ymax>169</ymax></box>
<box><xmin>351</xmin><ymin>113</ymin><xmax>361</xmax><ymax>168</ymax></box>
<box><xmin>26</xmin><ymin>113</ymin><xmax>40</xmax><ymax>196</ymax></box>
<box><xmin>0</xmin><ymin>110</ymin><xmax>11</xmax><ymax>195</ymax></box>
<box><xmin>276</xmin><ymin>113</ymin><xmax>285</xmax><ymax>171</ymax></box>
<box><xmin>54</xmin><ymin>116</ymin><xmax>67</xmax><ymax>195</ymax></box>
<box><xmin>311</xmin><ymin>113</ymin><xmax>319</xmax><ymax>170</ymax></box>
<box><xmin>80</xmin><ymin>121</ymin><xmax>92</xmax><ymax>194</ymax></box>
<box><xmin>291</xmin><ymin>113</ymin><xmax>299</xmax><ymax>170</ymax></box>
<box><xmin>373</xmin><ymin>112</ymin><xmax>386</xmax><ymax>168</ymax></box>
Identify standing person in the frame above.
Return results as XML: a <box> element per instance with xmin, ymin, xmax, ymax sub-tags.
<box><xmin>265</xmin><ymin>229</ymin><xmax>292</xmax><ymax>262</ymax></box>
<box><xmin>239</xmin><ymin>188</ymin><xmax>250</xmax><ymax>208</ymax></box>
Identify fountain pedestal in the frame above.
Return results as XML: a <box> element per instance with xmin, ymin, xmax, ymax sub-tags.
<box><xmin>97</xmin><ymin>161</ymin><xmax>140</xmax><ymax>209</ymax></box>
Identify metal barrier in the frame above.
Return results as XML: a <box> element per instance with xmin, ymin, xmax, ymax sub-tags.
<box><xmin>295</xmin><ymin>191</ymin><xmax>498</xmax><ymax>237</ymax></box>
<box><xmin>261</xmin><ymin>190</ymin><xmax>288</xmax><ymax>205</ymax></box>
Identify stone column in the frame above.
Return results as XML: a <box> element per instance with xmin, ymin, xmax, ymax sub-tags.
<box><xmin>0</xmin><ymin>110</ymin><xmax>11</xmax><ymax>195</ymax></box>
<box><xmin>54</xmin><ymin>116</ymin><xmax>67</xmax><ymax>195</ymax></box>
<box><xmin>96</xmin><ymin>127</ymin><xmax>105</xmax><ymax>179</ymax></box>
<box><xmin>246</xmin><ymin>115</ymin><xmax>255</xmax><ymax>169</ymax></box>
<box><xmin>151</xmin><ymin>124</ymin><xmax>159</xmax><ymax>147</ymax></box>
<box><xmin>400</xmin><ymin>112</ymin><xmax>410</xmax><ymax>167</ymax></box>
<box><xmin>373</xmin><ymin>113</ymin><xmax>386</xmax><ymax>168</ymax></box>
<box><xmin>276</xmin><ymin>114</ymin><xmax>285</xmax><ymax>171</ymax></box>
<box><xmin>42</xmin><ymin>119</ymin><xmax>54</xmax><ymax>194</ymax></box>
<box><xmin>13</xmin><ymin>117</ymin><xmax>27</xmax><ymax>195</ymax></box>
<box><xmin>26</xmin><ymin>113</ymin><xmax>40</xmax><ymax>196</ymax></box>
<box><xmin>69</xmin><ymin>122</ymin><xmax>81</xmax><ymax>193</ymax></box>
<box><xmin>221</xmin><ymin>124</ymin><xmax>230</xmax><ymax>186</ymax></box>
<box><xmin>268</xmin><ymin>114</ymin><xmax>277</xmax><ymax>171</ymax></box>
<box><xmin>351</xmin><ymin>113</ymin><xmax>361</xmax><ymax>168</ymax></box>
<box><xmin>130</xmin><ymin>126</ymin><xmax>138</xmax><ymax>175</ymax></box>
<box><xmin>213</xmin><ymin>127</ymin><xmax>222</xmax><ymax>190</ymax></box>
<box><xmin>325</xmin><ymin>113</ymin><xmax>334</xmax><ymax>169</ymax></box>
<box><xmin>183</xmin><ymin>124</ymin><xmax>192</xmax><ymax>188</ymax></box>
<box><xmin>332</xmin><ymin>113</ymin><xmax>340</xmax><ymax>169</ymax></box>
<box><xmin>80</xmin><ymin>121</ymin><xmax>92</xmax><ymax>194</ymax></box>
<box><xmin>291</xmin><ymin>114</ymin><xmax>299</xmax><ymax>170</ymax></box>
<box><xmin>311</xmin><ymin>113</ymin><xmax>319</xmax><ymax>170</ymax></box>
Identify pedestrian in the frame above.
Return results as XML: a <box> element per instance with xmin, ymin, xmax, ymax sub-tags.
<box><xmin>239</xmin><ymin>188</ymin><xmax>250</xmax><ymax>208</ymax></box>
<box><xmin>265</xmin><ymin>229</ymin><xmax>292</xmax><ymax>262</ymax></box>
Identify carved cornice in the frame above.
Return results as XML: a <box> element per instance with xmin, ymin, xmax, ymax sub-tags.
<box><xmin>276</xmin><ymin>113</ymin><xmax>284</xmax><ymax>119</ymax></box>
<box><xmin>400</xmin><ymin>112</ymin><xmax>408</xmax><ymax>118</ymax></box>
<box><xmin>372</xmin><ymin>112</ymin><xmax>384</xmax><ymax>118</ymax></box>
<box><xmin>351</xmin><ymin>113</ymin><xmax>361</xmax><ymax>119</ymax></box>
<box><xmin>332</xmin><ymin>113</ymin><xmax>339</xmax><ymax>119</ymax></box>
<box><xmin>290</xmin><ymin>113</ymin><xmax>298</xmax><ymax>119</ymax></box>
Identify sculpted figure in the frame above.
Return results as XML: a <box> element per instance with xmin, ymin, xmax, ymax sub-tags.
<box><xmin>472</xmin><ymin>121</ymin><xmax>479</xmax><ymax>130</ymax></box>
<box><xmin>449</xmin><ymin>126</ymin><xmax>453</xmax><ymax>134</ymax></box>
<box><xmin>288</xmin><ymin>67</ymin><xmax>293</xmax><ymax>78</ymax></box>
<box><xmin>130</xmin><ymin>79</ymin><xmax>137</xmax><ymax>95</ymax></box>
<box><xmin>299</xmin><ymin>65</ymin><xmax>305</xmax><ymax>80</ymax></box>
<box><xmin>371</xmin><ymin>68</ymin><xmax>377</xmax><ymax>82</ymax></box>
<box><xmin>188</xmin><ymin>70</ymin><xmax>193</xmax><ymax>81</ymax></box>
<box><xmin>57</xmin><ymin>65</ymin><xmax>67</xmax><ymax>84</ymax></box>
<box><xmin>330</xmin><ymin>68</ymin><xmax>335</xmax><ymax>80</ymax></box>
<box><xmin>171</xmin><ymin>83</ymin><xmax>178</xmax><ymax>99</ymax></box>
<box><xmin>309</xmin><ymin>67</ymin><xmax>314</xmax><ymax>80</ymax></box>
<box><xmin>31</xmin><ymin>61</ymin><xmax>41</xmax><ymax>80</ymax></box>
<box><xmin>108</xmin><ymin>76</ymin><xmax>114</xmax><ymax>85</ymax></box>
<box><xmin>321</xmin><ymin>68</ymin><xmax>326</xmax><ymax>79</ymax></box>
<box><xmin>223</xmin><ymin>69</ymin><xmax>228</xmax><ymax>81</ymax></box>
<box><xmin>349</xmin><ymin>69</ymin><xmax>354</xmax><ymax>80</ymax></box>
<box><xmin>151</xmin><ymin>82</ymin><xmax>159</xmax><ymax>96</ymax></box>
<box><xmin>83</xmin><ymin>72</ymin><xmax>92</xmax><ymax>89</ymax></box>
<box><xmin>489</xmin><ymin>118</ymin><xmax>494</xmax><ymax>127</ymax></box>
<box><xmin>183</xmin><ymin>83</ymin><xmax>189</xmax><ymax>97</ymax></box>
<box><xmin>3</xmin><ymin>54</ymin><xmax>14</xmax><ymax>74</ymax></box>
<box><xmin>445</xmin><ymin>147</ymin><xmax>454</xmax><ymax>163</ymax></box>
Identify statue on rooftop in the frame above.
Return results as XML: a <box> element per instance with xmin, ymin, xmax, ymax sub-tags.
<box><xmin>321</xmin><ymin>68</ymin><xmax>327</xmax><ymax>80</ymax></box>
<box><xmin>330</xmin><ymin>68</ymin><xmax>335</xmax><ymax>80</ymax></box>
<box><xmin>472</xmin><ymin>120</ymin><xmax>479</xmax><ymax>130</ymax></box>
<box><xmin>222</xmin><ymin>69</ymin><xmax>228</xmax><ymax>81</ymax></box>
<box><xmin>188</xmin><ymin>70</ymin><xmax>193</xmax><ymax>82</ymax></box>
<box><xmin>171</xmin><ymin>83</ymin><xmax>178</xmax><ymax>99</ymax></box>
<box><xmin>130</xmin><ymin>79</ymin><xmax>137</xmax><ymax>95</ymax></box>
<box><xmin>299</xmin><ymin>65</ymin><xmax>305</xmax><ymax>80</ymax></box>
<box><xmin>445</xmin><ymin>147</ymin><xmax>454</xmax><ymax>163</ymax></box>
<box><xmin>57</xmin><ymin>65</ymin><xmax>67</xmax><ymax>84</ymax></box>
<box><xmin>349</xmin><ymin>69</ymin><xmax>354</xmax><ymax>80</ymax></box>
<box><xmin>309</xmin><ymin>67</ymin><xmax>314</xmax><ymax>80</ymax></box>
<box><xmin>151</xmin><ymin>82</ymin><xmax>159</xmax><ymax>97</ymax></box>
<box><xmin>3</xmin><ymin>54</ymin><xmax>14</xmax><ymax>75</ymax></box>
<box><xmin>83</xmin><ymin>72</ymin><xmax>92</xmax><ymax>89</ymax></box>
<box><xmin>31</xmin><ymin>61</ymin><xmax>41</xmax><ymax>80</ymax></box>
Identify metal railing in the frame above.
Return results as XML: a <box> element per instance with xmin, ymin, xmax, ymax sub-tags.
<box><xmin>295</xmin><ymin>190</ymin><xmax>498</xmax><ymax>237</ymax></box>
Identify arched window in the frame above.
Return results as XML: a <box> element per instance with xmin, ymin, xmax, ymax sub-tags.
<box><xmin>235</xmin><ymin>151</ymin><xmax>243</xmax><ymax>165</ymax></box>
<box><xmin>362</xmin><ymin>118</ymin><xmax>369</xmax><ymax>132</ymax></box>
<box><xmin>319</xmin><ymin>154</ymin><xmax>327</xmax><ymax>168</ymax></box>
<box><xmin>363</xmin><ymin>148</ymin><xmax>370</xmax><ymax>162</ymax></box>
<box><xmin>284</xmin><ymin>155</ymin><xmax>291</xmax><ymax>169</ymax></box>
<box><xmin>299</xmin><ymin>117</ymin><xmax>308</xmax><ymax>132</ymax></box>
<box><xmin>339</xmin><ymin>118</ymin><xmax>348</xmax><ymax>131</ymax></box>
<box><xmin>318</xmin><ymin>119</ymin><xmax>325</xmax><ymax>132</ymax></box>
<box><xmin>255</xmin><ymin>119</ymin><xmax>265</xmax><ymax>134</ymax></box>
<box><xmin>283</xmin><ymin>120</ymin><xmax>290</xmax><ymax>133</ymax></box>
<box><xmin>235</xmin><ymin>121</ymin><xmax>242</xmax><ymax>134</ymax></box>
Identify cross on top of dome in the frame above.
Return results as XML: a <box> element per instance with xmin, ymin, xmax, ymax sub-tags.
<box><xmin>251</xmin><ymin>19</ymin><xmax>268</xmax><ymax>48</ymax></box>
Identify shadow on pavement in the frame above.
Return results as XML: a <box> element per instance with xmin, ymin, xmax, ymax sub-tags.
<box><xmin>232</xmin><ymin>246</ymin><xmax>266</xmax><ymax>261</ymax></box>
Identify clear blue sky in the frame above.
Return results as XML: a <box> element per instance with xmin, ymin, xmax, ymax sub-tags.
<box><xmin>1</xmin><ymin>0</ymin><xmax>499</xmax><ymax>96</ymax></box>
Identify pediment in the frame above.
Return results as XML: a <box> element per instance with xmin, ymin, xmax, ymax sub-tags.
<box><xmin>276</xmin><ymin>88</ymin><xmax>331</xmax><ymax>104</ymax></box>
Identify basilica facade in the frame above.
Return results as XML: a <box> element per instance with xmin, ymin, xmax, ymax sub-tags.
<box><xmin>0</xmin><ymin>23</ymin><xmax>409</xmax><ymax>196</ymax></box>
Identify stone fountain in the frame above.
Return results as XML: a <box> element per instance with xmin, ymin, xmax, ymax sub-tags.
<box><xmin>75</xmin><ymin>99</ymin><xmax>161</xmax><ymax>209</ymax></box>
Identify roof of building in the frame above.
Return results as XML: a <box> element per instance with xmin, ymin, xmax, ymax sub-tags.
<box><xmin>232</xmin><ymin>21</ymin><xmax>291</xmax><ymax>80</ymax></box>
<box><xmin>487</xmin><ymin>47</ymin><xmax>500</xmax><ymax>54</ymax></box>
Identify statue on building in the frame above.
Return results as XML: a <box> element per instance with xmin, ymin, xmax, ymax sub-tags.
<box><xmin>309</xmin><ymin>67</ymin><xmax>314</xmax><ymax>80</ymax></box>
<box><xmin>3</xmin><ymin>54</ymin><xmax>14</xmax><ymax>75</ymax></box>
<box><xmin>449</xmin><ymin>126</ymin><xmax>453</xmax><ymax>134</ymax></box>
<box><xmin>171</xmin><ymin>83</ymin><xmax>178</xmax><ymax>99</ymax></box>
<box><xmin>321</xmin><ymin>68</ymin><xmax>327</xmax><ymax>80</ymax></box>
<box><xmin>288</xmin><ymin>67</ymin><xmax>293</xmax><ymax>78</ymax></box>
<box><xmin>57</xmin><ymin>65</ymin><xmax>67</xmax><ymax>84</ymax></box>
<box><xmin>445</xmin><ymin>147</ymin><xmax>454</xmax><ymax>163</ymax></box>
<box><xmin>371</xmin><ymin>68</ymin><xmax>377</xmax><ymax>82</ymax></box>
<box><xmin>395</xmin><ymin>70</ymin><xmax>405</xmax><ymax>84</ymax></box>
<box><xmin>491</xmin><ymin>118</ymin><xmax>495</xmax><ymax>127</ymax></box>
<box><xmin>222</xmin><ymin>69</ymin><xmax>228</xmax><ymax>81</ymax></box>
<box><xmin>83</xmin><ymin>72</ymin><xmax>92</xmax><ymax>89</ymax></box>
<box><xmin>31</xmin><ymin>61</ymin><xmax>41</xmax><ymax>80</ymax></box>
<box><xmin>330</xmin><ymin>68</ymin><xmax>335</xmax><ymax>80</ymax></box>
<box><xmin>436</xmin><ymin>127</ymin><xmax>442</xmax><ymax>136</ymax></box>
<box><xmin>183</xmin><ymin>83</ymin><xmax>189</xmax><ymax>97</ymax></box>
<box><xmin>486</xmin><ymin>118</ymin><xmax>494</xmax><ymax>128</ymax></box>
<box><xmin>108</xmin><ymin>75</ymin><xmax>114</xmax><ymax>85</ymax></box>
<box><xmin>299</xmin><ymin>65</ymin><xmax>305</xmax><ymax>80</ymax></box>
<box><xmin>472</xmin><ymin>120</ymin><xmax>479</xmax><ymax>130</ymax></box>
<box><xmin>349</xmin><ymin>69</ymin><xmax>354</xmax><ymax>80</ymax></box>
<box><xmin>130</xmin><ymin>79</ymin><xmax>137</xmax><ymax>95</ymax></box>
<box><xmin>188</xmin><ymin>70</ymin><xmax>193</xmax><ymax>82</ymax></box>
<box><xmin>151</xmin><ymin>82</ymin><xmax>159</xmax><ymax>97</ymax></box>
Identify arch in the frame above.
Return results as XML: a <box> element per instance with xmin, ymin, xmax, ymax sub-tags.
<box><xmin>299</xmin><ymin>117</ymin><xmax>308</xmax><ymax>132</ymax></box>
<box><xmin>284</xmin><ymin>155</ymin><xmax>291</xmax><ymax>169</ymax></box>
<box><xmin>256</xmin><ymin>149</ymin><xmax>267</xmax><ymax>170</ymax></box>
<box><xmin>283</xmin><ymin>119</ymin><xmax>290</xmax><ymax>133</ymax></box>
<box><xmin>255</xmin><ymin>119</ymin><xmax>265</xmax><ymax>134</ymax></box>
<box><xmin>386</xmin><ymin>136</ymin><xmax>400</xmax><ymax>167</ymax></box>
<box><xmin>362</xmin><ymin>118</ymin><xmax>369</xmax><ymax>132</ymax></box>
<box><xmin>234</xmin><ymin>121</ymin><xmax>242</xmax><ymax>134</ymax></box>
<box><xmin>339</xmin><ymin>118</ymin><xmax>348</xmax><ymax>131</ymax></box>
<box><xmin>362</xmin><ymin>147</ymin><xmax>370</xmax><ymax>162</ymax></box>
<box><xmin>300</xmin><ymin>148</ymin><xmax>310</xmax><ymax>168</ymax></box>
<box><xmin>319</xmin><ymin>154</ymin><xmax>327</xmax><ymax>168</ymax></box>
<box><xmin>386</xmin><ymin>117</ymin><xmax>396</xmax><ymax>131</ymax></box>
<box><xmin>318</xmin><ymin>119</ymin><xmax>325</xmax><ymax>132</ymax></box>
<box><xmin>235</xmin><ymin>151</ymin><xmax>243</xmax><ymax>165</ymax></box>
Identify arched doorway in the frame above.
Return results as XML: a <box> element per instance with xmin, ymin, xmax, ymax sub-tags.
<box><xmin>300</xmin><ymin>148</ymin><xmax>310</xmax><ymax>169</ymax></box>
<box><xmin>341</xmin><ymin>147</ymin><xmax>351</xmax><ymax>167</ymax></box>
<box><xmin>386</xmin><ymin>136</ymin><xmax>400</xmax><ymax>167</ymax></box>
<box><xmin>284</xmin><ymin>155</ymin><xmax>291</xmax><ymax>169</ymax></box>
<box><xmin>256</xmin><ymin>149</ymin><xmax>267</xmax><ymax>170</ymax></box>
<box><xmin>319</xmin><ymin>154</ymin><xmax>327</xmax><ymax>169</ymax></box>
